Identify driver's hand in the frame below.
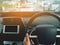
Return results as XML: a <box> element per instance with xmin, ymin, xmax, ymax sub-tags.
<box><xmin>23</xmin><ymin>33</ymin><xmax>34</xmax><ymax>45</ymax></box>
<box><xmin>23</xmin><ymin>33</ymin><xmax>30</xmax><ymax>45</ymax></box>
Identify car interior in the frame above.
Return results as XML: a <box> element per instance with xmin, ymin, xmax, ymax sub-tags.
<box><xmin>0</xmin><ymin>0</ymin><xmax>60</xmax><ymax>45</ymax></box>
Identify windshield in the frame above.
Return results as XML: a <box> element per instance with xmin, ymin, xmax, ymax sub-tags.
<box><xmin>0</xmin><ymin>0</ymin><xmax>60</xmax><ymax>12</ymax></box>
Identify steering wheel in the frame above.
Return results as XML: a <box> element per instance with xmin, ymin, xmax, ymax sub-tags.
<box><xmin>27</xmin><ymin>12</ymin><xmax>60</xmax><ymax>45</ymax></box>
<box><xmin>27</xmin><ymin>12</ymin><xmax>60</xmax><ymax>35</ymax></box>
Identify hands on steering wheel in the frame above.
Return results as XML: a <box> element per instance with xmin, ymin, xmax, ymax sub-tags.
<box><xmin>23</xmin><ymin>33</ymin><xmax>34</xmax><ymax>45</ymax></box>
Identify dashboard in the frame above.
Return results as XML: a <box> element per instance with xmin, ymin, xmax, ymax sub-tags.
<box><xmin>0</xmin><ymin>12</ymin><xmax>60</xmax><ymax>45</ymax></box>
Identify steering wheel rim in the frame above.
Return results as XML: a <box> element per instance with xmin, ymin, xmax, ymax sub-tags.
<box><xmin>28</xmin><ymin>12</ymin><xmax>60</xmax><ymax>26</ymax></box>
